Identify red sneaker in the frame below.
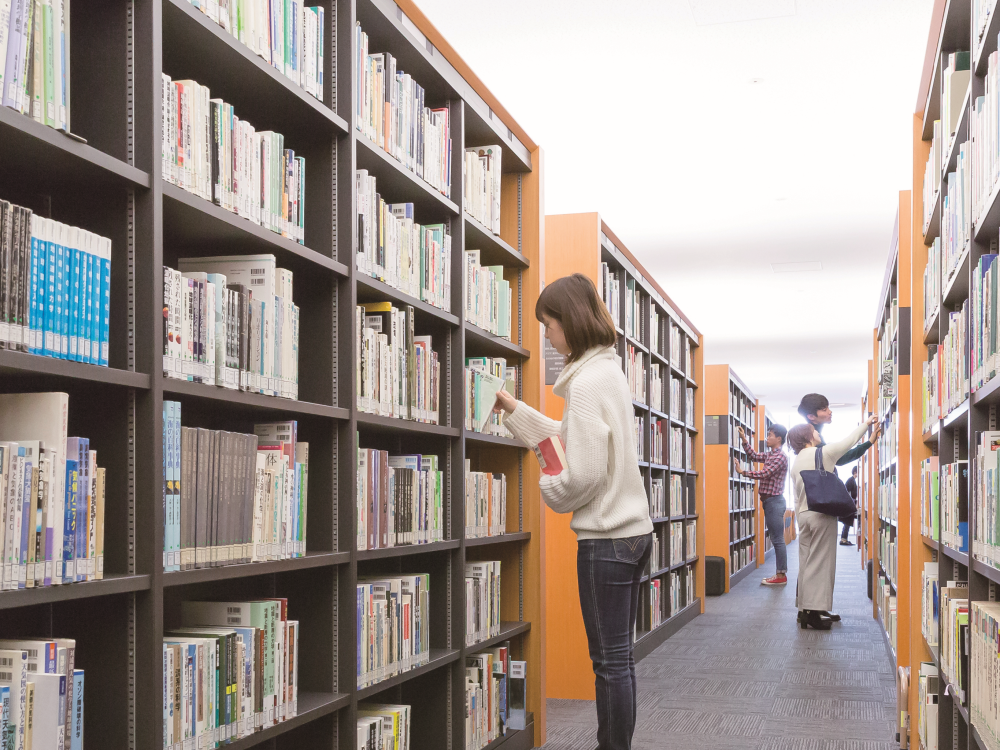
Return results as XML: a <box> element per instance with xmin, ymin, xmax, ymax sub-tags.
<box><xmin>761</xmin><ymin>573</ymin><xmax>787</xmax><ymax>586</ymax></box>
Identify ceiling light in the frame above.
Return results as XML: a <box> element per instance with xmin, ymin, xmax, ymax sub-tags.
<box><xmin>771</xmin><ymin>261</ymin><xmax>823</xmax><ymax>273</ymax></box>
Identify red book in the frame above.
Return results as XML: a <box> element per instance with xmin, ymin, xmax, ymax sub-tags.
<box><xmin>533</xmin><ymin>436</ymin><xmax>567</xmax><ymax>476</ymax></box>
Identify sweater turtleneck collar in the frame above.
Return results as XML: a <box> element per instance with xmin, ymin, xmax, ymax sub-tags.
<box><xmin>553</xmin><ymin>346</ymin><xmax>616</xmax><ymax>398</ymax></box>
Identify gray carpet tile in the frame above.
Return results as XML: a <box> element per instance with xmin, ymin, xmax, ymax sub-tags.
<box><xmin>539</xmin><ymin>535</ymin><xmax>897</xmax><ymax>750</ymax></box>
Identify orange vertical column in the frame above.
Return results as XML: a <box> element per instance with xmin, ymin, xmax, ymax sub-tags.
<box><xmin>897</xmin><ymin>191</ymin><xmax>913</xmax><ymax>694</ymax></box>
<box><xmin>704</xmin><ymin>364</ymin><xmax>733</xmax><ymax>589</ymax></box>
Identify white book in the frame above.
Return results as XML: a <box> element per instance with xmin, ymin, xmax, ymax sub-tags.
<box><xmin>0</xmin><ymin>649</ymin><xmax>27</xmax><ymax>750</ymax></box>
<box><xmin>29</xmin><ymin>672</ymin><xmax>64</xmax><ymax>750</ymax></box>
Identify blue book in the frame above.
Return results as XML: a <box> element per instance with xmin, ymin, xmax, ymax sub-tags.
<box><xmin>70</xmin><ymin>669</ymin><xmax>84</xmax><ymax>750</ymax></box>
<box><xmin>28</xmin><ymin>218</ymin><xmax>43</xmax><ymax>355</ymax></box>
<box><xmin>171</xmin><ymin>401</ymin><xmax>181</xmax><ymax>573</ymax></box>
<box><xmin>79</xmin><ymin>250</ymin><xmax>91</xmax><ymax>364</ymax></box>
<box><xmin>74</xmin><ymin>442</ymin><xmax>90</xmax><ymax>582</ymax></box>
<box><xmin>68</xmin><ymin>244</ymin><xmax>80</xmax><ymax>361</ymax></box>
<box><xmin>98</xmin><ymin>238</ymin><xmax>110</xmax><ymax>367</ymax></box>
<box><xmin>62</xmin><ymin>458</ymin><xmax>78</xmax><ymax>582</ymax></box>
<box><xmin>43</xmin><ymin>229</ymin><xmax>57</xmax><ymax>357</ymax></box>
<box><xmin>53</xmin><ymin>233</ymin><xmax>65</xmax><ymax>359</ymax></box>
<box><xmin>60</xmin><ymin>232</ymin><xmax>71</xmax><ymax>359</ymax></box>
<box><xmin>89</xmin><ymin>246</ymin><xmax>100</xmax><ymax>366</ymax></box>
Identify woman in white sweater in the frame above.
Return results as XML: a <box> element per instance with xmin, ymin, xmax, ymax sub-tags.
<box><xmin>787</xmin><ymin>418</ymin><xmax>875</xmax><ymax>630</ymax></box>
<box><xmin>495</xmin><ymin>273</ymin><xmax>653</xmax><ymax>750</ymax></box>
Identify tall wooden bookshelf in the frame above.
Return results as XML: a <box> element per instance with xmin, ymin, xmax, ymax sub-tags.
<box><xmin>705</xmin><ymin>365</ymin><xmax>758</xmax><ymax>590</ymax></box>
<box><xmin>541</xmin><ymin>213</ymin><xmax>704</xmax><ymax>698</ymax></box>
<box><xmin>0</xmin><ymin>0</ymin><xmax>547</xmax><ymax>747</ymax></box>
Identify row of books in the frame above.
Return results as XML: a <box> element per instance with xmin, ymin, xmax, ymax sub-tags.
<box><xmin>650</xmin><ymin>418</ymin><xmax>664</xmax><ymax>465</ymax></box>
<box><xmin>599</xmin><ymin>262</ymin><xmax>620</xmax><ymax>329</ymax></box>
<box><xmin>650</xmin><ymin>477</ymin><xmax>665</xmax><ymax>518</ymax></box>
<box><xmin>0</xmin><ymin>637</ymin><xmax>83</xmax><ymax>750</ymax></box>
<box><xmin>943</xmin><ymin>53</ymin><xmax>970</xmax><ymax>171</ymax></box>
<box><xmin>671</xmin><ymin>427</ymin><xmax>685</xmax><ymax>470</ymax></box>
<box><xmin>879</xmin><ymin>476</ymin><xmax>897</xmax><ymax>525</ymax></box>
<box><xmin>923</xmin><ymin>345</ymin><xmax>940</xmax><ymax>432</ymax></box>
<box><xmin>356</xmin><ymin>447</ymin><xmax>444</xmax><ymax>551</ymax></box>
<box><xmin>876</xmin><ymin>411</ymin><xmax>898</xmax><ymax>470</ymax></box>
<box><xmin>1</xmin><ymin>202</ymin><xmax>111</xmax><ymax>365</ymax></box>
<box><xmin>941</xmin><ymin>460</ymin><xmax>969</xmax><ymax>553</ymax></box>
<box><xmin>973</xmin><ymin>430</ymin><xmax>1000</xmax><ymax>570</ymax></box>
<box><xmin>925</xmin><ymin>237</ymin><xmax>941</xmax><ymax>333</ymax></box>
<box><xmin>624</xmin><ymin>278</ymin><xmax>641</xmax><ymax>342</ymax></box>
<box><xmin>356</xmin><ymin>574</ymin><xmax>431</xmax><ymax>689</ymax></box>
<box><xmin>163</xmin><ymin>255</ymin><xmax>300</xmax><ymax>400</ymax></box>
<box><xmin>969</xmin><ymin>601</ymin><xmax>1000</xmax><ymax>750</ymax></box>
<box><xmin>465</xmin><ymin>561</ymin><xmax>500</xmax><ymax>647</ymax></box>
<box><xmin>731</xmin><ymin>542</ymin><xmax>754</xmax><ymax>573</ymax></box>
<box><xmin>180</xmin><ymin>0</ymin><xmax>325</xmax><ymax>102</ymax></box>
<box><xmin>465</xmin><ymin>465</ymin><xmax>507</xmax><ymax>539</ymax></box>
<box><xmin>355</xmin><ymin>170</ymin><xmax>452</xmax><ymax>312</ymax></box>
<box><xmin>0</xmin><ymin>0</ymin><xmax>70</xmax><ymax>132</ymax></box>
<box><xmin>685</xmin><ymin>519</ymin><xmax>696</xmax><ymax>560</ymax></box>
<box><xmin>161</xmin><ymin>75</ymin><xmax>306</xmax><ymax>244</ymax></box>
<box><xmin>877</xmin><ymin>307</ymin><xmax>897</xmax><ymax>417</ymax></box>
<box><xmin>972</xmin><ymin>249</ymin><xmax>1000</xmax><ymax>393</ymax></box>
<box><xmin>463</xmin><ymin>146</ymin><xmax>502</xmax><ymax>235</ymax></box>
<box><xmin>645</xmin><ymin>564</ymin><xmax>696</xmax><ymax>629</ymax></box>
<box><xmin>670</xmin><ymin>326</ymin><xmax>684</xmax><ymax>369</ymax></box>
<box><xmin>731</xmin><ymin>513</ymin><xmax>753</xmax><ymax>541</ymax></box>
<box><xmin>465</xmin><ymin>648</ymin><xmax>528</xmax><ymax>750</ymax></box>
<box><xmin>464</xmin><ymin>357</ymin><xmax>515</xmax><ymax>437</ymax></box>
<box><xmin>357</xmin><ymin>704</ymin><xmax>411</xmax><ymax>750</ymax></box>
<box><xmin>463</xmin><ymin>250</ymin><xmax>511</xmax><ymax>338</ymax></box>
<box><xmin>942</xmin><ymin>143</ymin><xmax>971</xmax><ymax>288</ymax></box>
<box><xmin>924</xmin><ymin>119</ymin><xmax>942</xmax><ymax>231</ymax></box>
<box><xmin>650</xmin><ymin>528</ymin><xmax>664</xmax><ymax>571</ymax></box>
<box><xmin>0</xmin><ymin>392</ymin><xmax>106</xmax><ymax>588</ymax></box>
<box><xmin>626</xmin><ymin>344</ymin><xmax>644</xmax><ymax>402</ymax></box>
<box><xmin>937</xmin><ymin>302</ymin><xmax>970</xmax><ymax>419</ymax></box>
<box><xmin>669</xmin><ymin>474</ymin><xmax>685</xmax><ymax>516</ymax></box>
<box><xmin>354</xmin><ymin>24</ymin><xmax>452</xmax><ymax>199</ymax></box>
<box><xmin>632</xmin><ymin>416</ymin><xmax>643</xmax><ymax>462</ymax></box>
<box><xmin>356</xmin><ymin>302</ymin><xmax>441</xmax><ymax>425</ymax></box>
<box><xmin>921</xmin><ymin>456</ymin><xmax>940</xmax><ymax>540</ymax></box>
<box><xmin>650</xmin><ymin>364</ymin><xmax>663</xmax><ymax>412</ymax></box>
<box><xmin>877</xmin><ymin>527</ymin><xmax>896</xmax><ymax>586</ymax></box>
<box><xmin>876</xmin><ymin>574</ymin><xmax>897</xmax><ymax>652</ymax></box>
<box><xmin>940</xmin><ymin>582</ymin><xmax>969</xmax><ymax>702</ymax></box>
<box><xmin>162</xmin><ymin>404</ymin><xmax>308</xmax><ymax>572</ymax></box>
<box><xmin>918</xmin><ymin>663</ymin><xmax>940</xmax><ymax>750</ymax></box>
<box><xmin>730</xmin><ymin>481</ymin><xmax>753</xmax><ymax>512</ymax></box>
<box><xmin>650</xmin><ymin>309</ymin><xmax>661</xmax><ymax>354</ymax></box>
<box><xmin>921</xmin><ymin>560</ymin><xmax>939</xmax><ymax>649</ymax></box>
<box><xmin>164</xmin><ymin>599</ymin><xmax>299</xmax><ymax>750</ymax></box>
<box><xmin>648</xmin><ymin>578</ymin><xmax>663</xmax><ymax>630</ymax></box>
<box><xmin>669</xmin><ymin>521</ymin><xmax>685</xmax><ymax>565</ymax></box>
<box><xmin>974</xmin><ymin>44</ymin><xmax>1000</xmax><ymax>231</ymax></box>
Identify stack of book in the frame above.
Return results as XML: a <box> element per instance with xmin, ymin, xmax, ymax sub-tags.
<box><xmin>165</xmin><ymin>599</ymin><xmax>300</xmax><ymax>748</ymax></box>
<box><xmin>925</xmin><ymin>237</ymin><xmax>941</xmax><ymax>332</ymax></box>
<box><xmin>918</xmin><ymin>663</ymin><xmax>940</xmax><ymax>750</ymax></box>
<box><xmin>669</xmin><ymin>475</ymin><xmax>684</xmax><ymax>517</ymax></box>
<box><xmin>0</xmin><ymin>392</ymin><xmax>107</xmax><ymax>587</ymax></box>
<box><xmin>356</xmin><ymin>448</ymin><xmax>444</xmax><ymax>551</ymax></box>
<box><xmin>464</xmin><ymin>146</ymin><xmax>502</xmax><ymax>234</ymax></box>
<box><xmin>179</xmin><ymin>0</ymin><xmax>325</xmax><ymax>101</ymax></box>
<box><xmin>924</xmin><ymin>120</ymin><xmax>941</xmax><ymax>229</ymax></box>
<box><xmin>940</xmin><ymin>460</ymin><xmax>969</xmax><ymax>553</ymax></box>
<box><xmin>940</xmin><ymin>302</ymin><xmax>970</xmax><ymax>417</ymax></box>
<box><xmin>599</xmin><ymin>263</ymin><xmax>619</xmax><ymax>327</ymax></box>
<box><xmin>650</xmin><ymin>477</ymin><xmax>664</xmax><ymax>517</ymax></box>
<box><xmin>974</xmin><ymin>431</ymin><xmax>1000</xmax><ymax>569</ymax></box>
<box><xmin>971</xmin><ymin>250</ymin><xmax>999</xmax><ymax>391</ymax></box>
<box><xmin>921</xmin><ymin>456</ymin><xmax>940</xmax><ymax>540</ymax></box>
<box><xmin>650</xmin><ymin>417</ymin><xmax>664</xmax><ymax>464</ymax></box>
<box><xmin>355</xmin><ymin>171</ymin><xmax>452</xmax><ymax>311</ymax></box>
<box><xmin>161</xmin><ymin>75</ymin><xmax>306</xmax><ymax>244</ymax></box>
<box><xmin>463</xmin><ymin>250</ymin><xmax>511</xmax><ymax>337</ymax></box>
<box><xmin>922</xmin><ymin>561</ymin><xmax>939</xmax><ymax>648</ymax></box>
<box><xmin>465</xmin><ymin>643</ymin><xmax>519</xmax><ymax>750</ymax></box>
<box><xmin>161</xmin><ymin>405</ymin><xmax>309</xmax><ymax>572</ymax></box>
<box><xmin>357</xmin><ymin>704</ymin><xmax>411</xmax><ymax>750</ymax></box>
<box><xmin>626</xmin><ymin>344</ymin><xmax>644</xmax><ymax>402</ymax></box>
<box><xmin>465</xmin><ymin>357</ymin><xmax>515</xmax><ymax>437</ymax></box>
<box><xmin>624</xmin><ymin>278</ymin><xmax>641</xmax><ymax>341</ymax></box>
<box><xmin>0</xmin><ymin>0</ymin><xmax>70</xmax><ymax>131</ymax></box>
<box><xmin>354</xmin><ymin>25</ymin><xmax>452</xmax><ymax>199</ymax></box>
<box><xmin>0</xmin><ymin>637</ymin><xmax>83</xmax><ymax>750</ymax></box>
<box><xmin>0</xmin><ymin>203</ymin><xmax>112</xmax><ymax>364</ymax></box>
<box><xmin>163</xmin><ymin>256</ymin><xmax>300</xmax><ymax>399</ymax></box>
<box><xmin>356</xmin><ymin>302</ymin><xmax>440</xmax><ymax>424</ymax></box>
<box><xmin>465</xmin><ymin>560</ymin><xmax>500</xmax><ymax>647</ymax></box>
<box><xmin>356</xmin><ymin>574</ymin><xmax>431</xmax><ymax>689</ymax></box>
<box><xmin>465</xmin><ymin>465</ymin><xmax>507</xmax><ymax>539</ymax></box>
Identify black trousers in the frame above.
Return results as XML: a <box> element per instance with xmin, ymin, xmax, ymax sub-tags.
<box><xmin>839</xmin><ymin>514</ymin><xmax>856</xmax><ymax>539</ymax></box>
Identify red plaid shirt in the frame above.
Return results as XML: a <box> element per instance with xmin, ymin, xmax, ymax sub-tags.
<box><xmin>741</xmin><ymin>437</ymin><xmax>788</xmax><ymax>498</ymax></box>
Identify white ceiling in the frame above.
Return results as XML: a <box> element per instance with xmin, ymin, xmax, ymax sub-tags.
<box><xmin>414</xmin><ymin>0</ymin><xmax>935</xmax><ymax>418</ymax></box>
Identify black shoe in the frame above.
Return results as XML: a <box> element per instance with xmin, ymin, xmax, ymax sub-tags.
<box><xmin>799</xmin><ymin>610</ymin><xmax>832</xmax><ymax>630</ymax></box>
<box><xmin>817</xmin><ymin>610</ymin><xmax>841</xmax><ymax>622</ymax></box>
<box><xmin>839</xmin><ymin>539</ymin><xmax>852</xmax><ymax>546</ymax></box>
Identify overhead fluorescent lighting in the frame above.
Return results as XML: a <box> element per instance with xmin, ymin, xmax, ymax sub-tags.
<box><xmin>689</xmin><ymin>0</ymin><xmax>796</xmax><ymax>26</ymax></box>
<box><xmin>771</xmin><ymin>261</ymin><xmax>823</xmax><ymax>273</ymax></box>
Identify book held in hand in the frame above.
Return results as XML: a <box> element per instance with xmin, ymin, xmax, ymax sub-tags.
<box><xmin>532</xmin><ymin>436</ymin><xmax>566</xmax><ymax>476</ymax></box>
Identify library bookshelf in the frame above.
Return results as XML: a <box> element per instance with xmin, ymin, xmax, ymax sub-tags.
<box><xmin>754</xmin><ymin>401</ymin><xmax>774</xmax><ymax>567</ymax></box>
<box><xmin>704</xmin><ymin>365</ymin><xmax>758</xmax><ymax>591</ymax></box>
<box><xmin>0</xmin><ymin>0</ymin><xmax>547</xmax><ymax>748</ymax></box>
<box><xmin>541</xmin><ymin>213</ymin><xmax>704</xmax><ymax>698</ymax></box>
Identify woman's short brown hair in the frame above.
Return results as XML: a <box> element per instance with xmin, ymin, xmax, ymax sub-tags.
<box><xmin>787</xmin><ymin>424</ymin><xmax>817</xmax><ymax>454</ymax></box>
<box><xmin>536</xmin><ymin>274</ymin><xmax>617</xmax><ymax>361</ymax></box>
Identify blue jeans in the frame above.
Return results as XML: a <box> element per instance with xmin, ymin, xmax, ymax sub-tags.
<box><xmin>577</xmin><ymin>533</ymin><xmax>652</xmax><ymax>750</ymax></box>
<box><xmin>762</xmin><ymin>495</ymin><xmax>788</xmax><ymax>574</ymax></box>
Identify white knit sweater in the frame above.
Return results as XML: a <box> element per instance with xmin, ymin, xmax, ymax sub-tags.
<box><xmin>503</xmin><ymin>346</ymin><xmax>653</xmax><ymax>540</ymax></box>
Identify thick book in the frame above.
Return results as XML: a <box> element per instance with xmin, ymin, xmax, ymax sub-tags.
<box><xmin>532</xmin><ymin>436</ymin><xmax>566</xmax><ymax>476</ymax></box>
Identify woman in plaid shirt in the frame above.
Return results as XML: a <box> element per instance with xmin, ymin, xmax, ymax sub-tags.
<box><xmin>734</xmin><ymin>424</ymin><xmax>789</xmax><ymax>586</ymax></box>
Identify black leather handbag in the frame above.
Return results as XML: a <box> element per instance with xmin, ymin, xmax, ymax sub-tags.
<box><xmin>801</xmin><ymin>445</ymin><xmax>858</xmax><ymax>517</ymax></box>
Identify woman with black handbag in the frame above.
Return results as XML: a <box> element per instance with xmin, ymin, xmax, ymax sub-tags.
<box><xmin>786</xmin><ymin>417</ymin><xmax>877</xmax><ymax>630</ymax></box>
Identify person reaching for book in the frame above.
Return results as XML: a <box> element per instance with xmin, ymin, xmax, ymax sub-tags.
<box><xmin>733</xmin><ymin>424</ymin><xmax>789</xmax><ymax>586</ymax></box>
<box><xmin>493</xmin><ymin>273</ymin><xmax>652</xmax><ymax>750</ymax></box>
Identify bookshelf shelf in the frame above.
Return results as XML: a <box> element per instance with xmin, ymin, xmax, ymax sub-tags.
<box><xmin>355</xmin><ymin>136</ymin><xmax>460</xmax><ymax>216</ymax></box>
<box><xmin>464</xmin><ymin>215</ymin><xmax>528</xmax><ymax>268</ymax></box>
<box><xmin>971</xmin><ymin>558</ymin><xmax>1000</xmax><ymax>586</ymax></box>
<box><xmin>465</xmin><ymin>324</ymin><xmax>530</xmax><ymax>359</ymax></box>
<box><xmin>161</xmin><ymin>181</ymin><xmax>348</xmax><ymax>277</ymax></box>
<box><xmin>625</xmin><ymin>334</ymin><xmax>647</xmax><ymax>353</ymax></box>
<box><xmin>938</xmin><ymin>542</ymin><xmax>967</xmax><ymax>565</ymax></box>
<box><xmin>222</xmin><ymin>693</ymin><xmax>351</xmax><ymax>750</ymax></box>
<box><xmin>650</xmin><ymin>407</ymin><xmax>669</xmax><ymax>421</ymax></box>
<box><xmin>162</xmin><ymin>379</ymin><xmax>348</xmax><ymax>420</ymax></box>
<box><xmin>464</xmin><ymin>532</ymin><xmax>531</xmax><ymax>547</ymax></box>
<box><xmin>161</xmin><ymin>0</ymin><xmax>349</xmax><ymax>137</ymax></box>
<box><xmin>921</xmin><ymin>534</ymin><xmax>938</xmax><ymax>549</ymax></box>
<box><xmin>355</xmin><ymin>648</ymin><xmax>461</xmax><ymax>700</ymax></box>
<box><xmin>0</xmin><ymin>574</ymin><xmax>152</xmax><ymax>611</ymax></box>
<box><xmin>481</xmin><ymin>722</ymin><xmax>535</xmax><ymax>750</ymax></box>
<box><xmin>0</xmin><ymin>350</ymin><xmax>151</xmax><ymax>388</ymax></box>
<box><xmin>942</xmin><ymin>398</ymin><xmax>970</xmax><ymax>428</ymax></box>
<box><xmin>464</xmin><ymin>431</ymin><xmax>526</xmax><ymax>449</ymax></box>
<box><xmin>355</xmin><ymin>539</ymin><xmax>461</xmax><ymax>561</ymax></box>
<box><xmin>467</xmin><ymin>622</ymin><xmax>531</xmax><ymax>652</ymax></box>
<box><xmin>942</xmin><ymin>86</ymin><xmax>971</xmax><ymax>177</ymax></box>
<box><xmin>650</xmin><ymin>349</ymin><xmax>669</xmax><ymax>367</ymax></box>
<box><xmin>355</xmin><ymin>274</ymin><xmax>461</xmax><ymax>326</ymax></box>
<box><xmin>162</xmin><ymin>552</ymin><xmax>351</xmax><ymax>587</ymax></box>
<box><xmin>972</xmin><ymin>372</ymin><xmax>1000</xmax><ymax>405</ymax></box>
<box><xmin>356</xmin><ymin>412</ymin><xmax>460</xmax><ymax>437</ymax></box>
<box><xmin>0</xmin><ymin>106</ymin><xmax>151</xmax><ymax>190</ymax></box>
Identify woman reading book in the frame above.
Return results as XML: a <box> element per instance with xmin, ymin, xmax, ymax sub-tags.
<box><xmin>494</xmin><ymin>273</ymin><xmax>653</xmax><ymax>750</ymax></box>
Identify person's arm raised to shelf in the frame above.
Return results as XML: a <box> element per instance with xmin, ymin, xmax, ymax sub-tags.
<box><xmin>823</xmin><ymin>420</ymin><xmax>875</xmax><ymax>467</ymax></box>
<box><xmin>835</xmin><ymin>422</ymin><xmax>879</xmax><ymax>466</ymax></box>
<box><xmin>739</xmin><ymin>427</ymin><xmax>767</xmax><ymax>463</ymax></box>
